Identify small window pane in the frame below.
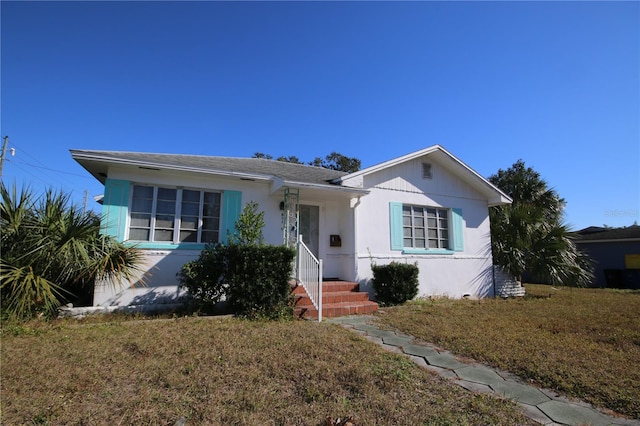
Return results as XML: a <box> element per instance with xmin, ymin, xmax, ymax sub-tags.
<box><xmin>204</xmin><ymin>204</ymin><xmax>221</xmax><ymax>217</ymax></box>
<box><xmin>181</xmin><ymin>216</ymin><xmax>198</xmax><ymax>230</ymax></box>
<box><xmin>182</xmin><ymin>190</ymin><xmax>200</xmax><ymax>202</ymax></box>
<box><xmin>204</xmin><ymin>192</ymin><xmax>220</xmax><ymax>204</ymax></box>
<box><xmin>403</xmin><ymin>227</ymin><xmax>412</xmax><ymax>237</ymax></box>
<box><xmin>427</xmin><ymin>218</ymin><xmax>437</xmax><ymax>228</ymax></box>
<box><xmin>428</xmin><ymin>229</ymin><xmax>438</xmax><ymax>239</ymax></box>
<box><xmin>403</xmin><ymin>216</ymin><xmax>412</xmax><ymax>226</ymax></box>
<box><xmin>403</xmin><ymin>238</ymin><xmax>412</xmax><ymax>246</ymax></box>
<box><xmin>133</xmin><ymin>185</ymin><xmax>153</xmax><ymax>198</ymax></box>
<box><xmin>129</xmin><ymin>228</ymin><xmax>149</xmax><ymax>241</ymax></box>
<box><xmin>181</xmin><ymin>203</ymin><xmax>199</xmax><ymax>216</ymax></box>
<box><xmin>132</xmin><ymin>198</ymin><xmax>152</xmax><ymax>212</ymax></box>
<box><xmin>414</xmin><ymin>216</ymin><xmax>424</xmax><ymax>227</ymax></box>
<box><xmin>154</xmin><ymin>229</ymin><xmax>173</xmax><ymax>241</ymax></box>
<box><xmin>155</xmin><ymin>215</ymin><xmax>174</xmax><ymax>228</ymax></box>
<box><xmin>202</xmin><ymin>230</ymin><xmax>218</xmax><ymax>243</ymax></box>
<box><xmin>202</xmin><ymin>217</ymin><xmax>219</xmax><ymax>231</ymax></box>
<box><xmin>157</xmin><ymin>188</ymin><xmax>176</xmax><ymax>200</ymax></box>
<box><xmin>130</xmin><ymin>213</ymin><xmax>151</xmax><ymax>227</ymax></box>
<box><xmin>415</xmin><ymin>228</ymin><xmax>425</xmax><ymax>238</ymax></box>
<box><xmin>156</xmin><ymin>201</ymin><xmax>175</xmax><ymax>215</ymax></box>
<box><xmin>179</xmin><ymin>230</ymin><xmax>198</xmax><ymax>242</ymax></box>
<box><xmin>428</xmin><ymin>239</ymin><xmax>439</xmax><ymax>248</ymax></box>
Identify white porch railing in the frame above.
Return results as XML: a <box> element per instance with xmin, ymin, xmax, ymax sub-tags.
<box><xmin>296</xmin><ymin>234</ymin><xmax>323</xmax><ymax>322</ymax></box>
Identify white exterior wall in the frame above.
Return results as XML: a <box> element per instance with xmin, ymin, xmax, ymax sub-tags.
<box><xmin>95</xmin><ymin>166</ymin><xmax>355</xmax><ymax>306</ymax></box>
<box><xmin>320</xmin><ymin>199</ymin><xmax>356</xmax><ymax>280</ymax></box>
<box><xmin>354</xmin><ymin>156</ymin><xmax>496</xmax><ymax>299</ymax></box>
<box><xmin>95</xmin><ymin>166</ymin><xmax>286</xmax><ymax>306</ymax></box>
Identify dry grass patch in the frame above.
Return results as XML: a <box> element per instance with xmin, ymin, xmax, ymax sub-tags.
<box><xmin>376</xmin><ymin>284</ymin><xmax>640</xmax><ymax>419</ymax></box>
<box><xmin>1</xmin><ymin>316</ymin><xmax>534</xmax><ymax>425</ymax></box>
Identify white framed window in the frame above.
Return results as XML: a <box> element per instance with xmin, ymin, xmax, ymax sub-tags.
<box><xmin>403</xmin><ymin>205</ymin><xmax>449</xmax><ymax>249</ymax></box>
<box><xmin>390</xmin><ymin>202</ymin><xmax>464</xmax><ymax>252</ymax></box>
<box><xmin>129</xmin><ymin>185</ymin><xmax>221</xmax><ymax>244</ymax></box>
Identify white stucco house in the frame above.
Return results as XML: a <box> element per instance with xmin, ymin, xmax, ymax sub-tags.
<box><xmin>70</xmin><ymin>145</ymin><xmax>512</xmax><ymax>313</ymax></box>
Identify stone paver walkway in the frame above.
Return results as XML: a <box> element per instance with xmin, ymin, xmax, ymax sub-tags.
<box><xmin>328</xmin><ymin>315</ymin><xmax>639</xmax><ymax>426</ymax></box>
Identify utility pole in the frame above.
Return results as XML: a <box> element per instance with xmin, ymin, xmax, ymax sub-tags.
<box><xmin>0</xmin><ymin>136</ymin><xmax>8</xmax><ymax>178</ymax></box>
<box><xmin>83</xmin><ymin>190</ymin><xmax>89</xmax><ymax>213</ymax></box>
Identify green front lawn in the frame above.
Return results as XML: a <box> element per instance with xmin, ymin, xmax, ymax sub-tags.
<box><xmin>1</xmin><ymin>316</ymin><xmax>533</xmax><ymax>425</ymax></box>
<box><xmin>375</xmin><ymin>284</ymin><xmax>640</xmax><ymax>419</ymax></box>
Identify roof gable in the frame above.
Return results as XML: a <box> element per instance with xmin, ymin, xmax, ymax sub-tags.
<box><xmin>336</xmin><ymin>145</ymin><xmax>512</xmax><ymax>206</ymax></box>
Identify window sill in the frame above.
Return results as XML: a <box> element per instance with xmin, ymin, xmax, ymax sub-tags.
<box><xmin>124</xmin><ymin>241</ymin><xmax>208</xmax><ymax>250</ymax></box>
<box><xmin>402</xmin><ymin>248</ymin><xmax>456</xmax><ymax>255</ymax></box>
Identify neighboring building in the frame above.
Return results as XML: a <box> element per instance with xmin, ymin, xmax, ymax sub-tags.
<box><xmin>575</xmin><ymin>226</ymin><xmax>640</xmax><ymax>289</ymax></box>
<box><xmin>71</xmin><ymin>145</ymin><xmax>512</xmax><ymax>310</ymax></box>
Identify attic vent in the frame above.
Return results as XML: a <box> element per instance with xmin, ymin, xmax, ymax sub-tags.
<box><xmin>422</xmin><ymin>162</ymin><xmax>433</xmax><ymax>179</ymax></box>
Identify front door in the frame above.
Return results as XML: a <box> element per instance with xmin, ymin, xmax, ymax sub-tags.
<box><xmin>299</xmin><ymin>204</ymin><xmax>319</xmax><ymax>259</ymax></box>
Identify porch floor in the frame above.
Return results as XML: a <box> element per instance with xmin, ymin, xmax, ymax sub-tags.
<box><xmin>292</xmin><ymin>280</ymin><xmax>378</xmax><ymax>319</ymax></box>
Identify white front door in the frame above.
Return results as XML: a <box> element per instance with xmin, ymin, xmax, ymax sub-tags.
<box><xmin>299</xmin><ymin>204</ymin><xmax>319</xmax><ymax>258</ymax></box>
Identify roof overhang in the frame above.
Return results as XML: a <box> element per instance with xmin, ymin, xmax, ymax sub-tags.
<box><xmin>71</xmin><ymin>150</ymin><xmax>273</xmax><ymax>184</ymax></box>
<box><xmin>270</xmin><ymin>177</ymin><xmax>370</xmax><ymax>196</ymax></box>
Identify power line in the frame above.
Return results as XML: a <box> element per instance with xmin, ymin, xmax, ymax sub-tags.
<box><xmin>8</xmin><ymin>157</ymin><xmax>94</xmax><ymax>179</ymax></box>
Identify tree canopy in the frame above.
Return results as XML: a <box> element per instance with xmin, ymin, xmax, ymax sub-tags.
<box><xmin>252</xmin><ymin>152</ymin><xmax>361</xmax><ymax>173</ymax></box>
<box><xmin>489</xmin><ymin>160</ymin><xmax>593</xmax><ymax>287</ymax></box>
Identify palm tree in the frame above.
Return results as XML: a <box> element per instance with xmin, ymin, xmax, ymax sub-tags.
<box><xmin>489</xmin><ymin>160</ymin><xmax>593</xmax><ymax>287</ymax></box>
<box><xmin>1</xmin><ymin>182</ymin><xmax>144</xmax><ymax>319</ymax></box>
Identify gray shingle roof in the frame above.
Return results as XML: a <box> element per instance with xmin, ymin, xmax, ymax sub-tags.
<box><xmin>71</xmin><ymin>150</ymin><xmax>347</xmax><ymax>186</ymax></box>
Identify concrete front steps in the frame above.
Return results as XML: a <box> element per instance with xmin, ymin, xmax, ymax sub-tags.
<box><xmin>293</xmin><ymin>280</ymin><xmax>378</xmax><ymax>319</ymax></box>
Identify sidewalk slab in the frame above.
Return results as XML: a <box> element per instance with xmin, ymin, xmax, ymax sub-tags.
<box><xmin>491</xmin><ymin>381</ymin><xmax>551</xmax><ymax>406</ymax></box>
<box><xmin>425</xmin><ymin>353</ymin><xmax>468</xmax><ymax>370</ymax></box>
<box><xmin>382</xmin><ymin>335</ymin><xmax>414</xmax><ymax>347</ymax></box>
<box><xmin>455</xmin><ymin>365</ymin><xmax>505</xmax><ymax>386</ymax></box>
<box><xmin>537</xmin><ymin>400</ymin><xmax>611</xmax><ymax>426</ymax></box>
<box><xmin>454</xmin><ymin>379</ymin><xmax>495</xmax><ymax>395</ymax></box>
<box><xmin>517</xmin><ymin>403</ymin><xmax>555</xmax><ymax>425</ymax></box>
<box><xmin>401</xmin><ymin>343</ymin><xmax>439</xmax><ymax>358</ymax></box>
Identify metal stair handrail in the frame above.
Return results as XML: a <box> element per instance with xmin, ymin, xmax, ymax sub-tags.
<box><xmin>296</xmin><ymin>234</ymin><xmax>323</xmax><ymax>322</ymax></box>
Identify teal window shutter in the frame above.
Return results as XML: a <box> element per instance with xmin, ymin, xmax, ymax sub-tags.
<box><xmin>221</xmin><ymin>190</ymin><xmax>242</xmax><ymax>243</ymax></box>
<box><xmin>451</xmin><ymin>208</ymin><xmax>464</xmax><ymax>252</ymax></box>
<box><xmin>389</xmin><ymin>202</ymin><xmax>403</xmax><ymax>251</ymax></box>
<box><xmin>101</xmin><ymin>179</ymin><xmax>130</xmax><ymax>241</ymax></box>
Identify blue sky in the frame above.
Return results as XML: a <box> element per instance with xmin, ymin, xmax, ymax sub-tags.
<box><xmin>1</xmin><ymin>1</ymin><xmax>638</xmax><ymax>230</ymax></box>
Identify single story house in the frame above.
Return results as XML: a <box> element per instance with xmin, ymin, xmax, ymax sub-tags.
<box><xmin>575</xmin><ymin>226</ymin><xmax>640</xmax><ymax>289</ymax></box>
<box><xmin>71</xmin><ymin>145</ymin><xmax>513</xmax><ymax>311</ymax></box>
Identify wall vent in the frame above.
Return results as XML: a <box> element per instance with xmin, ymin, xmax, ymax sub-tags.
<box><xmin>422</xmin><ymin>162</ymin><xmax>433</xmax><ymax>179</ymax></box>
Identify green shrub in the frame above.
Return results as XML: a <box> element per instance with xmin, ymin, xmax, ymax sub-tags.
<box><xmin>372</xmin><ymin>262</ymin><xmax>419</xmax><ymax>306</ymax></box>
<box><xmin>177</xmin><ymin>243</ymin><xmax>228</xmax><ymax>311</ymax></box>
<box><xmin>226</xmin><ymin>244</ymin><xmax>296</xmax><ymax>319</ymax></box>
<box><xmin>178</xmin><ymin>201</ymin><xmax>296</xmax><ymax>319</ymax></box>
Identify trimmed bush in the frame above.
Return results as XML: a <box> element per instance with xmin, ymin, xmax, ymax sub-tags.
<box><xmin>371</xmin><ymin>262</ymin><xmax>419</xmax><ymax>306</ymax></box>
<box><xmin>177</xmin><ymin>243</ymin><xmax>228</xmax><ymax>311</ymax></box>
<box><xmin>178</xmin><ymin>243</ymin><xmax>296</xmax><ymax>318</ymax></box>
<box><xmin>178</xmin><ymin>201</ymin><xmax>296</xmax><ymax>319</ymax></box>
<box><xmin>226</xmin><ymin>244</ymin><xmax>296</xmax><ymax>319</ymax></box>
